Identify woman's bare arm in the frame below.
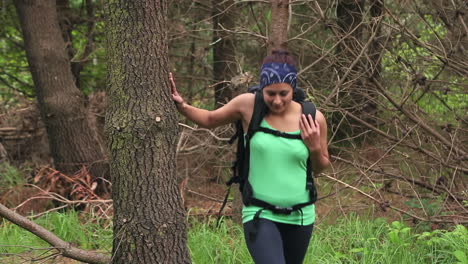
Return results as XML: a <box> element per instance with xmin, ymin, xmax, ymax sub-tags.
<box><xmin>170</xmin><ymin>72</ymin><xmax>253</xmax><ymax>129</ymax></box>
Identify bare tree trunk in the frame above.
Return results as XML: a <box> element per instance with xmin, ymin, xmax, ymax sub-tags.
<box><xmin>212</xmin><ymin>0</ymin><xmax>237</xmax><ymax>108</ymax></box>
<box><xmin>106</xmin><ymin>0</ymin><xmax>191</xmax><ymax>263</ymax></box>
<box><xmin>15</xmin><ymin>0</ymin><xmax>108</xmax><ymax>180</ymax></box>
<box><xmin>269</xmin><ymin>0</ymin><xmax>290</xmax><ymax>52</ymax></box>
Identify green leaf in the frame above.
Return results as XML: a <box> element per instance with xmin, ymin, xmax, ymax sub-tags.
<box><xmin>350</xmin><ymin>248</ymin><xmax>365</xmax><ymax>253</ymax></box>
<box><xmin>453</xmin><ymin>250</ymin><xmax>468</xmax><ymax>264</ymax></box>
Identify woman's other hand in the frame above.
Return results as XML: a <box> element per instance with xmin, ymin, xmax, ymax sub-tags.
<box><xmin>299</xmin><ymin>114</ymin><xmax>321</xmax><ymax>153</ymax></box>
<box><xmin>300</xmin><ymin>111</ymin><xmax>330</xmax><ymax>173</ymax></box>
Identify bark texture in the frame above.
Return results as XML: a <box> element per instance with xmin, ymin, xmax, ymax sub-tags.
<box><xmin>106</xmin><ymin>1</ymin><xmax>191</xmax><ymax>263</ymax></box>
<box><xmin>15</xmin><ymin>0</ymin><xmax>108</xmax><ymax>179</ymax></box>
<box><xmin>269</xmin><ymin>0</ymin><xmax>290</xmax><ymax>52</ymax></box>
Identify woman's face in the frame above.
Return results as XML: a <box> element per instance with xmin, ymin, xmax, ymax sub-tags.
<box><xmin>262</xmin><ymin>83</ymin><xmax>293</xmax><ymax>114</ymax></box>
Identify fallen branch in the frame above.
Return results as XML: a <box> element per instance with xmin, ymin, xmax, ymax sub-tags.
<box><xmin>0</xmin><ymin>203</ymin><xmax>110</xmax><ymax>264</ymax></box>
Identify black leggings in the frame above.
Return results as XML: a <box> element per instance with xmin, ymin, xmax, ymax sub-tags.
<box><xmin>243</xmin><ymin>218</ymin><xmax>314</xmax><ymax>264</ymax></box>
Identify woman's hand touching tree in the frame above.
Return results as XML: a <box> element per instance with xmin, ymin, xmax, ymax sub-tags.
<box><xmin>169</xmin><ymin>72</ymin><xmax>184</xmax><ymax>107</ymax></box>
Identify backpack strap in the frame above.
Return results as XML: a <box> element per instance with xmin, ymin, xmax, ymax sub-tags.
<box><xmin>300</xmin><ymin>101</ymin><xmax>316</xmax><ymax>122</ymax></box>
<box><xmin>247</xmin><ymin>92</ymin><xmax>267</xmax><ymax>138</ymax></box>
<box><xmin>218</xmin><ymin>91</ymin><xmax>268</xmax><ymax>223</ymax></box>
<box><xmin>239</xmin><ymin>92</ymin><xmax>267</xmax><ymax>205</ymax></box>
<box><xmin>225</xmin><ymin>92</ymin><xmax>267</xmax><ymax>190</ymax></box>
<box><xmin>300</xmin><ymin>101</ymin><xmax>318</xmax><ymax>205</ymax></box>
<box><xmin>256</xmin><ymin>127</ymin><xmax>302</xmax><ymax>140</ymax></box>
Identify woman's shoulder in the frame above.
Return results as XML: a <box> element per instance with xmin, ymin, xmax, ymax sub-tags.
<box><xmin>315</xmin><ymin>109</ymin><xmax>327</xmax><ymax>125</ymax></box>
<box><xmin>233</xmin><ymin>92</ymin><xmax>255</xmax><ymax>102</ymax></box>
<box><xmin>229</xmin><ymin>92</ymin><xmax>255</xmax><ymax>111</ymax></box>
<box><xmin>227</xmin><ymin>93</ymin><xmax>255</xmax><ymax>129</ymax></box>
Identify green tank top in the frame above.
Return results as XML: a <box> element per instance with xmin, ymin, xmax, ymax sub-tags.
<box><xmin>242</xmin><ymin>119</ymin><xmax>315</xmax><ymax>225</ymax></box>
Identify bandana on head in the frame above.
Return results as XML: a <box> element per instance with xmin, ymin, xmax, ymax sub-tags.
<box><xmin>259</xmin><ymin>62</ymin><xmax>297</xmax><ymax>90</ymax></box>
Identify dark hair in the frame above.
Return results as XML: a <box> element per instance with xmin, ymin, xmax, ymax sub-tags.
<box><xmin>262</xmin><ymin>49</ymin><xmax>296</xmax><ymax>66</ymax></box>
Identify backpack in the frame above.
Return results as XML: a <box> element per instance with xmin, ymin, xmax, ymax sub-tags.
<box><xmin>217</xmin><ymin>85</ymin><xmax>318</xmax><ymax>224</ymax></box>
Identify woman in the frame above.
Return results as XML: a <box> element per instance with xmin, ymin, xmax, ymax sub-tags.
<box><xmin>170</xmin><ymin>51</ymin><xmax>330</xmax><ymax>264</ymax></box>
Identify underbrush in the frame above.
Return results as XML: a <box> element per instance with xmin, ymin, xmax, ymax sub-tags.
<box><xmin>0</xmin><ymin>162</ymin><xmax>27</xmax><ymax>190</ymax></box>
<box><xmin>1</xmin><ymin>212</ymin><xmax>467</xmax><ymax>264</ymax></box>
<box><xmin>0</xmin><ymin>210</ymin><xmax>112</xmax><ymax>255</ymax></box>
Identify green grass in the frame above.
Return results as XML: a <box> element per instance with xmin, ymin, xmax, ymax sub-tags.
<box><xmin>0</xmin><ymin>210</ymin><xmax>112</xmax><ymax>255</ymax></box>
<box><xmin>305</xmin><ymin>218</ymin><xmax>467</xmax><ymax>264</ymax></box>
<box><xmin>0</xmin><ymin>213</ymin><xmax>467</xmax><ymax>264</ymax></box>
<box><xmin>0</xmin><ymin>162</ymin><xmax>26</xmax><ymax>189</ymax></box>
<box><xmin>188</xmin><ymin>218</ymin><xmax>251</xmax><ymax>264</ymax></box>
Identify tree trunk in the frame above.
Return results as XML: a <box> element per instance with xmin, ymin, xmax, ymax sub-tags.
<box><xmin>269</xmin><ymin>0</ymin><xmax>290</xmax><ymax>52</ymax></box>
<box><xmin>106</xmin><ymin>1</ymin><xmax>191</xmax><ymax>263</ymax></box>
<box><xmin>15</xmin><ymin>0</ymin><xmax>108</xmax><ymax>179</ymax></box>
<box><xmin>212</xmin><ymin>0</ymin><xmax>237</xmax><ymax>108</ymax></box>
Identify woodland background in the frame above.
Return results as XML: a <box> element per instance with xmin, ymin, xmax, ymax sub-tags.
<box><xmin>0</xmin><ymin>0</ymin><xmax>467</xmax><ymax>263</ymax></box>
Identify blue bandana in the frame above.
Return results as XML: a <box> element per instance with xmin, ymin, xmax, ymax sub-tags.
<box><xmin>259</xmin><ymin>62</ymin><xmax>297</xmax><ymax>90</ymax></box>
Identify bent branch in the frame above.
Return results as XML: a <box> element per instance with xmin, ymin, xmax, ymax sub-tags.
<box><xmin>0</xmin><ymin>203</ymin><xmax>110</xmax><ymax>264</ymax></box>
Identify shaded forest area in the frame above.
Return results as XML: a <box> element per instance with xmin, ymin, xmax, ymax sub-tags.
<box><xmin>0</xmin><ymin>0</ymin><xmax>467</xmax><ymax>251</ymax></box>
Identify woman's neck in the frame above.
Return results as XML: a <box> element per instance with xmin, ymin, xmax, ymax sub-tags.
<box><xmin>267</xmin><ymin>101</ymin><xmax>300</xmax><ymax>117</ymax></box>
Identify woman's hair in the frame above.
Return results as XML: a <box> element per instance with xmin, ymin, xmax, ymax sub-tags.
<box><xmin>259</xmin><ymin>49</ymin><xmax>298</xmax><ymax>90</ymax></box>
<box><xmin>262</xmin><ymin>49</ymin><xmax>296</xmax><ymax>66</ymax></box>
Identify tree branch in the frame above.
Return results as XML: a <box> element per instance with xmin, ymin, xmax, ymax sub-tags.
<box><xmin>372</xmin><ymin>77</ymin><xmax>467</xmax><ymax>159</ymax></box>
<box><xmin>0</xmin><ymin>203</ymin><xmax>110</xmax><ymax>264</ymax></box>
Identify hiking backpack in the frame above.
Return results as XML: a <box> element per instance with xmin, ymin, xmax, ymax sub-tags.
<box><xmin>218</xmin><ymin>85</ymin><xmax>318</xmax><ymax>220</ymax></box>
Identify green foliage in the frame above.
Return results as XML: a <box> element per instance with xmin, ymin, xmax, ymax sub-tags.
<box><xmin>0</xmin><ymin>0</ymin><xmax>107</xmax><ymax>106</ymax></box>
<box><xmin>305</xmin><ymin>217</ymin><xmax>467</xmax><ymax>264</ymax></box>
<box><xmin>1</xmin><ymin>213</ymin><xmax>466</xmax><ymax>263</ymax></box>
<box><xmin>188</xmin><ymin>217</ymin><xmax>251</xmax><ymax>264</ymax></box>
<box><xmin>381</xmin><ymin>13</ymin><xmax>467</xmax><ymax>123</ymax></box>
<box><xmin>0</xmin><ymin>162</ymin><xmax>26</xmax><ymax>189</ymax></box>
<box><xmin>264</xmin><ymin>9</ymin><xmax>271</xmax><ymax>25</ymax></box>
<box><xmin>0</xmin><ymin>2</ymin><xmax>34</xmax><ymax>106</ymax></box>
<box><xmin>453</xmin><ymin>250</ymin><xmax>468</xmax><ymax>264</ymax></box>
<box><xmin>73</xmin><ymin>18</ymin><xmax>107</xmax><ymax>95</ymax></box>
<box><xmin>404</xmin><ymin>198</ymin><xmax>443</xmax><ymax>217</ymax></box>
<box><xmin>0</xmin><ymin>210</ymin><xmax>112</xmax><ymax>255</ymax></box>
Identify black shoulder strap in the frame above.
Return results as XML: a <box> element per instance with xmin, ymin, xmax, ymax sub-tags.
<box><xmin>247</xmin><ymin>92</ymin><xmax>267</xmax><ymax>138</ymax></box>
<box><xmin>300</xmin><ymin>101</ymin><xmax>316</xmax><ymax>122</ymax></box>
<box><xmin>301</xmin><ymin>101</ymin><xmax>318</xmax><ymax>204</ymax></box>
